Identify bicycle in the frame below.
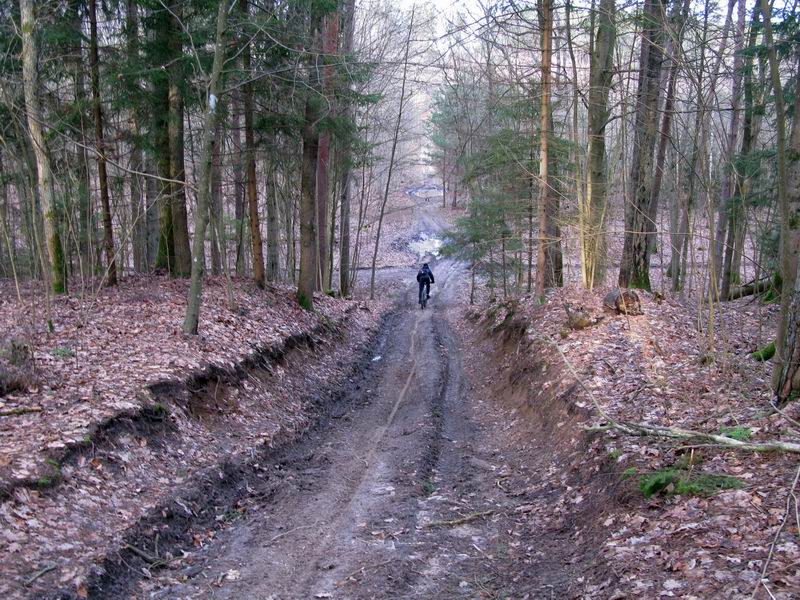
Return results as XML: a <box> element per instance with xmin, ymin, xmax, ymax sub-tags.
<box><xmin>419</xmin><ymin>284</ymin><xmax>432</xmax><ymax>309</ymax></box>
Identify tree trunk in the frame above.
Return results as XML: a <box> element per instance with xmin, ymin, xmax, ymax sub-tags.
<box><xmin>183</xmin><ymin>0</ymin><xmax>228</xmax><ymax>334</ymax></box>
<box><xmin>298</xmin><ymin>7</ymin><xmax>324</xmax><ymax>308</ymax></box>
<box><xmin>646</xmin><ymin>0</ymin><xmax>689</xmax><ymax>257</ymax></box>
<box><xmin>777</xmin><ymin>271</ymin><xmax>800</xmax><ymax>405</ymax></box>
<box><xmin>581</xmin><ymin>0</ymin><xmax>615</xmax><ymax>290</ymax></box>
<box><xmin>265</xmin><ymin>164</ymin><xmax>280</xmax><ymax>281</ymax></box>
<box><xmin>145</xmin><ymin>158</ymin><xmax>159</xmax><ymax>268</ymax></box>
<box><xmin>299</xmin><ymin>97</ymin><xmax>320</xmax><ymax>308</ymax></box>
<box><xmin>618</xmin><ymin>0</ymin><xmax>666</xmax><ymax>291</ymax></box>
<box><xmin>338</xmin><ymin>0</ymin><xmax>355</xmax><ymax>296</ymax></box>
<box><xmin>210</xmin><ymin>119</ymin><xmax>223</xmax><ymax>276</ymax></box>
<box><xmin>231</xmin><ymin>93</ymin><xmax>246</xmax><ymax>275</ymax></box>
<box><xmin>240</xmin><ymin>0</ymin><xmax>266</xmax><ymax>288</ymax></box>
<box><xmin>69</xmin><ymin>0</ymin><xmax>92</xmax><ymax>280</ymax></box>
<box><xmin>154</xmin><ymin>6</ymin><xmax>174</xmax><ymax>273</ymax></box>
<box><xmin>168</xmin><ymin>2</ymin><xmax>192</xmax><ymax>277</ymax></box>
<box><xmin>773</xmin><ymin>55</ymin><xmax>800</xmax><ymax>392</ymax></box>
<box><xmin>714</xmin><ymin>0</ymin><xmax>746</xmax><ymax>289</ymax></box>
<box><xmin>535</xmin><ymin>0</ymin><xmax>562</xmax><ymax>298</ymax></box>
<box><xmin>89</xmin><ymin>0</ymin><xmax>118</xmax><ymax>285</ymax></box>
<box><xmin>19</xmin><ymin>0</ymin><xmax>66</xmax><ymax>294</ymax></box>
<box><xmin>316</xmin><ymin>12</ymin><xmax>340</xmax><ymax>291</ymax></box>
<box><xmin>761</xmin><ymin>0</ymin><xmax>795</xmax><ymax>390</ymax></box>
<box><xmin>722</xmin><ymin>0</ymin><xmax>759</xmax><ymax>300</ymax></box>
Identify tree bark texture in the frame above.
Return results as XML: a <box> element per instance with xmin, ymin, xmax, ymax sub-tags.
<box><xmin>618</xmin><ymin>0</ymin><xmax>665</xmax><ymax>291</ymax></box>
<box><xmin>19</xmin><ymin>0</ymin><xmax>67</xmax><ymax>293</ymax></box>
<box><xmin>581</xmin><ymin>0</ymin><xmax>615</xmax><ymax>290</ymax></box>
<box><xmin>535</xmin><ymin>0</ymin><xmax>562</xmax><ymax>298</ymax></box>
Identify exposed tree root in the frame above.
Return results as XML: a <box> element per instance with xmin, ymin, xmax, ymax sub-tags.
<box><xmin>0</xmin><ymin>407</ymin><xmax>43</xmax><ymax>417</ymax></box>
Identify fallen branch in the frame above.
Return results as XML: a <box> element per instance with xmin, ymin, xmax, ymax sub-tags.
<box><xmin>24</xmin><ymin>563</ymin><xmax>57</xmax><ymax>587</ymax></box>
<box><xmin>124</xmin><ymin>543</ymin><xmax>171</xmax><ymax>568</ymax></box>
<box><xmin>424</xmin><ymin>510</ymin><xmax>495</xmax><ymax>528</ymax></box>
<box><xmin>545</xmin><ymin>336</ymin><xmax>800</xmax><ymax>454</ymax></box>
<box><xmin>263</xmin><ymin>524</ymin><xmax>316</xmax><ymax>546</ymax></box>
<box><xmin>339</xmin><ymin>559</ymin><xmax>394</xmax><ymax>584</ymax></box>
<box><xmin>0</xmin><ymin>406</ymin><xmax>43</xmax><ymax>417</ymax></box>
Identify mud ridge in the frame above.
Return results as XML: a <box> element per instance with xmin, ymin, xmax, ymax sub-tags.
<box><xmin>1</xmin><ymin>310</ymin><xmax>353</xmax><ymax>503</ymax></box>
<box><xmin>467</xmin><ymin>301</ymin><xmax>621</xmax><ymax>592</ymax></box>
<box><xmin>42</xmin><ymin>309</ymin><xmax>396</xmax><ymax>600</ymax></box>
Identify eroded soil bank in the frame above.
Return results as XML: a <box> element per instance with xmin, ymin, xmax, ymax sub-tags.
<box><xmin>0</xmin><ymin>279</ymin><xmax>389</xmax><ymax>599</ymax></box>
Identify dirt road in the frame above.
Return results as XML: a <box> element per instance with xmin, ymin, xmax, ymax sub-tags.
<box><xmin>104</xmin><ymin>199</ymin><xmax>587</xmax><ymax>599</ymax></box>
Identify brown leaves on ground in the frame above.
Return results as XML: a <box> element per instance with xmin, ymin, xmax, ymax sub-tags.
<box><xmin>471</xmin><ymin>286</ymin><xmax>800</xmax><ymax>599</ymax></box>
<box><xmin>0</xmin><ymin>275</ymin><xmax>389</xmax><ymax>597</ymax></box>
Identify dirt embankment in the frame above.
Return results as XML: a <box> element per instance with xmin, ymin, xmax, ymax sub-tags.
<box><xmin>0</xmin><ymin>277</ymin><xmax>390</xmax><ymax>599</ymax></box>
<box><xmin>463</xmin><ymin>290</ymin><xmax>800</xmax><ymax>599</ymax></box>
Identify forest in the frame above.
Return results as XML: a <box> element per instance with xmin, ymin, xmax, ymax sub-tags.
<box><xmin>1</xmin><ymin>0</ymin><xmax>800</xmax><ymax>597</ymax></box>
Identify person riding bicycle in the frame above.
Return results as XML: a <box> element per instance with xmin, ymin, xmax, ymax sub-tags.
<box><xmin>416</xmin><ymin>263</ymin><xmax>435</xmax><ymax>304</ymax></box>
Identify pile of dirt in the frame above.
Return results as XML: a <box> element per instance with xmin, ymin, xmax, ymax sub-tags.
<box><xmin>458</xmin><ymin>288</ymin><xmax>800</xmax><ymax>598</ymax></box>
<box><xmin>0</xmin><ymin>277</ymin><xmax>390</xmax><ymax>598</ymax></box>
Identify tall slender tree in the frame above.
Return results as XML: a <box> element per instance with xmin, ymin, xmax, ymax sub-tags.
<box><xmin>19</xmin><ymin>0</ymin><xmax>66</xmax><ymax>294</ymax></box>
<box><xmin>535</xmin><ymin>0</ymin><xmax>562</xmax><ymax>297</ymax></box>
<box><xmin>580</xmin><ymin>0</ymin><xmax>616</xmax><ymax>290</ymax></box>
<box><xmin>89</xmin><ymin>0</ymin><xmax>118</xmax><ymax>285</ymax></box>
<box><xmin>183</xmin><ymin>0</ymin><xmax>229</xmax><ymax>334</ymax></box>
<box><xmin>240</xmin><ymin>0</ymin><xmax>266</xmax><ymax>288</ymax></box>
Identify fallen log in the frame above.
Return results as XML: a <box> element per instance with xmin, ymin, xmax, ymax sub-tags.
<box><xmin>727</xmin><ymin>276</ymin><xmax>774</xmax><ymax>301</ymax></box>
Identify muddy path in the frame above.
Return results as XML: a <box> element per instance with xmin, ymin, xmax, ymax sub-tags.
<box><xmin>94</xmin><ymin>204</ymin><xmax>595</xmax><ymax>599</ymax></box>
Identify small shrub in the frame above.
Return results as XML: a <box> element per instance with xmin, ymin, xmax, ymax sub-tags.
<box><xmin>8</xmin><ymin>339</ymin><xmax>32</xmax><ymax>367</ymax></box>
<box><xmin>0</xmin><ymin>362</ymin><xmax>30</xmax><ymax>396</ymax></box>
<box><xmin>607</xmin><ymin>450</ymin><xmax>622</xmax><ymax>461</ymax></box>
<box><xmin>422</xmin><ymin>480</ymin><xmax>436</xmax><ymax>496</ymax></box>
<box><xmin>621</xmin><ymin>467</ymin><xmax>638</xmax><ymax>479</ymax></box>
<box><xmin>674</xmin><ymin>474</ymin><xmax>743</xmax><ymax>496</ymax></box>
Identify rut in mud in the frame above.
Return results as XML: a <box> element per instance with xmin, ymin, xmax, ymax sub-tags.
<box><xmin>87</xmin><ymin>203</ymin><xmax>609</xmax><ymax>600</ymax></box>
<box><xmin>91</xmin><ymin>265</ymin><xmax>604</xmax><ymax>599</ymax></box>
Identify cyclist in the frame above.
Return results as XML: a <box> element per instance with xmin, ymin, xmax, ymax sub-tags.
<box><xmin>416</xmin><ymin>263</ymin><xmax>435</xmax><ymax>305</ymax></box>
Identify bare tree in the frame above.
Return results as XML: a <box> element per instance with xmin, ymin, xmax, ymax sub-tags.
<box><xmin>183</xmin><ymin>0</ymin><xmax>229</xmax><ymax>334</ymax></box>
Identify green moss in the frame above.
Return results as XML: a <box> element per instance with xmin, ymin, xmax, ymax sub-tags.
<box><xmin>422</xmin><ymin>480</ymin><xmax>436</xmax><ymax>496</ymax></box>
<box><xmin>629</xmin><ymin>269</ymin><xmax>652</xmax><ymax>292</ymax></box>
<box><xmin>639</xmin><ymin>469</ymin><xmax>742</xmax><ymax>498</ymax></box>
<box><xmin>621</xmin><ymin>467</ymin><xmax>638</xmax><ymax>479</ymax></box>
<box><xmin>751</xmin><ymin>342</ymin><xmax>775</xmax><ymax>361</ymax></box>
<box><xmin>51</xmin><ymin>347</ymin><xmax>75</xmax><ymax>358</ymax></box>
<box><xmin>297</xmin><ymin>290</ymin><xmax>313</xmax><ymax>311</ymax></box>
<box><xmin>607</xmin><ymin>450</ymin><xmax>622</xmax><ymax>461</ymax></box>
<box><xmin>720</xmin><ymin>426</ymin><xmax>752</xmax><ymax>441</ymax></box>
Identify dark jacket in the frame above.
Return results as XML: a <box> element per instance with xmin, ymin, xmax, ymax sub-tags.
<box><xmin>416</xmin><ymin>266</ymin><xmax>434</xmax><ymax>284</ymax></box>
